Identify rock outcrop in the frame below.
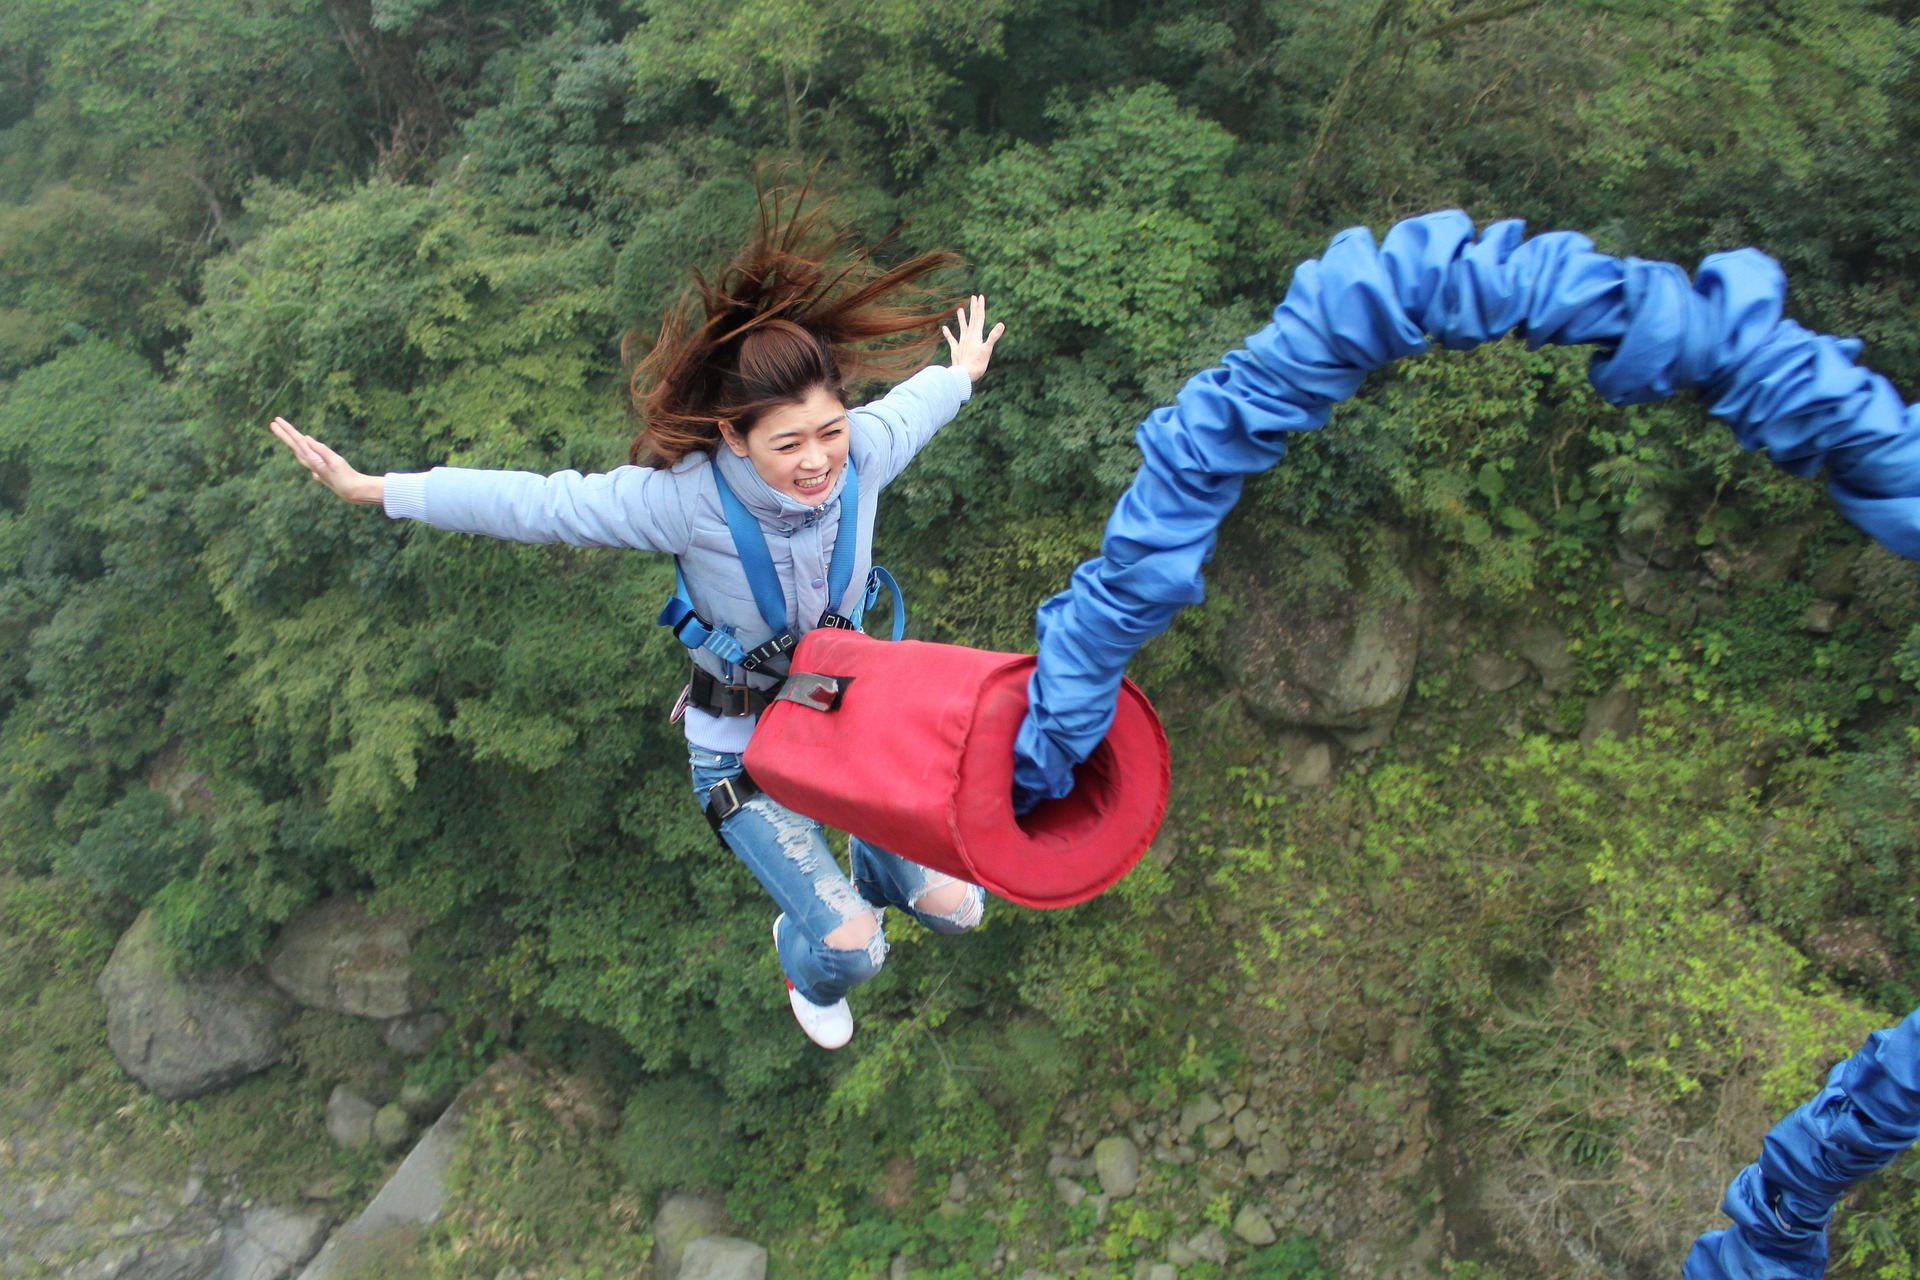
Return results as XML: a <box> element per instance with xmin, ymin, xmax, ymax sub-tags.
<box><xmin>97</xmin><ymin>911</ymin><xmax>291</xmax><ymax>1101</ymax></box>
<box><xmin>214</xmin><ymin>1206</ymin><xmax>331</xmax><ymax>1280</ymax></box>
<box><xmin>653</xmin><ymin>1191</ymin><xmax>731</xmax><ymax>1280</ymax></box>
<box><xmin>679</xmin><ymin>1235</ymin><xmax>769</xmax><ymax>1280</ymax></box>
<box><xmin>1235</xmin><ymin>587</ymin><xmax>1423</xmax><ymax>741</ymax></box>
<box><xmin>264</xmin><ymin>897</ymin><xmax>431</xmax><ymax>1020</ymax></box>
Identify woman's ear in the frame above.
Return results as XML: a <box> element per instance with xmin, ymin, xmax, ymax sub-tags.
<box><xmin>717</xmin><ymin>420</ymin><xmax>750</xmax><ymax>458</ymax></box>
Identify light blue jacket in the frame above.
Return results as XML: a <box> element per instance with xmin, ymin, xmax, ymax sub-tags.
<box><xmin>383</xmin><ymin>364</ymin><xmax>973</xmax><ymax>750</ymax></box>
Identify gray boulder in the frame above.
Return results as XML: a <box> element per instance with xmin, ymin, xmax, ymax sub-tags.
<box><xmin>679</xmin><ymin>1236</ymin><xmax>768</xmax><ymax>1280</ymax></box>
<box><xmin>1580</xmin><ymin>686</ymin><xmax>1638</xmax><ymax>746</ymax></box>
<box><xmin>1233</xmin><ymin>1204</ymin><xmax>1277</xmax><ymax>1246</ymax></box>
<box><xmin>654</xmin><ymin>1191</ymin><xmax>730</xmax><ymax>1280</ymax></box>
<box><xmin>1185</xmin><ymin>1225</ymin><xmax>1229</xmax><ymax>1265</ymax></box>
<box><xmin>397</xmin><ymin>1081</ymin><xmax>451</xmax><ymax>1120</ymax></box>
<box><xmin>1092</xmin><ymin>1136</ymin><xmax>1140</xmax><ymax>1198</ymax></box>
<box><xmin>1236</xmin><ymin>587</ymin><xmax>1422</xmax><ymax>737</ymax></box>
<box><xmin>372</xmin><ymin>1105</ymin><xmax>411</xmax><ymax>1151</ymax></box>
<box><xmin>1508</xmin><ymin>621</ymin><xmax>1577</xmax><ymax>693</ymax></box>
<box><xmin>265</xmin><ymin>898</ymin><xmax>432</xmax><ymax>1019</ymax></box>
<box><xmin>1178</xmin><ymin>1094</ymin><xmax>1224</xmax><ymax>1137</ymax></box>
<box><xmin>97</xmin><ymin>911</ymin><xmax>291</xmax><ymax>1101</ymax></box>
<box><xmin>1802</xmin><ymin>599</ymin><xmax>1842</xmax><ymax>633</ymax></box>
<box><xmin>324</xmin><ymin>1087</ymin><xmax>377</xmax><ymax>1149</ymax></box>
<box><xmin>380</xmin><ymin>1012</ymin><xmax>449</xmax><ymax>1058</ymax></box>
<box><xmin>1466</xmin><ymin>648</ymin><xmax>1529</xmax><ymax>693</ymax></box>
<box><xmin>216</xmin><ymin>1206</ymin><xmax>331</xmax><ymax>1280</ymax></box>
<box><xmin>1282</xmin><ymin>736</ymin><xmax>1334</xmax><ymax>789</ymax></box>
<box><xmin>79</xmin><ymin>1234</ymin><xmax>226</xmax><ymax>1280</ymax></box>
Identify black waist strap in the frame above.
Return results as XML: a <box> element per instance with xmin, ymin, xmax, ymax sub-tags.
<box><xmin>688</xmin><ymin>665</ymin><xmax>781</xmax><ymax>718</ymax></box>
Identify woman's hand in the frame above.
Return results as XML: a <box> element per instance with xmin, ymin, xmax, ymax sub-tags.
<box><xmin>268</xmin><ymin>417</ymin><xmax>385</xmax><ymax>505</ymax></box>
<box><xmin>942</xmin><ymin>294</ymin><xmax>1005</xmax><ymax>384</ymax></box>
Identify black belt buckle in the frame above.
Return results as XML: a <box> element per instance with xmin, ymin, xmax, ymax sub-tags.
<box><xmin>818</xmin><ymin>611</ymin><xmax>858</xmax><ymax>631</ymax></box>
<box><xmin>704</xmin><ymin>771</ymin><xmax>760</xmax><ymax>840</ymax></box>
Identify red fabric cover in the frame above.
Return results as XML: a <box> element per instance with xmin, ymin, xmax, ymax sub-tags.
<box><xmin>742</xmin><ymin>630</ymin><xmax>1169</xmax><ymax>909</ymax></box>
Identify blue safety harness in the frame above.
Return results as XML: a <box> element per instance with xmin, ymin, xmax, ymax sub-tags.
<box><xmin>658</xmin><ymin>458</ymin><xmax>905</xmax><ymax>681</ymax></box>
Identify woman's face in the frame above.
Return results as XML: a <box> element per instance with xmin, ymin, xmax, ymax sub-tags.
<box><xmin>723</xmin><ymin>384</ymin><xmax>850</xmax><ymax>506</ymax></box>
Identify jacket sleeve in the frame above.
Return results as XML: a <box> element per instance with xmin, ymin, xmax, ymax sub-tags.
<box><xmin>849</xmin><ymin>365</ymin><xmax>973</xmax><ymax>490</ymax></box>
<box><xmin>381</xmin><ymin>463</ymin><xmax>695</xmax><ymax>555</ymax></box>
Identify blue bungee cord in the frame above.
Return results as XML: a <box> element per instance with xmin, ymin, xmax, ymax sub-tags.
<box><xmin>1011</xmin><ymin>209</ymin><xmax>1920</xmax><ymax>1278</ymax></box>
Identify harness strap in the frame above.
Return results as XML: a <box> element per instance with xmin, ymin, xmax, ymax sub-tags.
<box><xmin>703</xmin><ymin>770</ymin><xmax>760</xmax><ymax>836</ymax></box>
<box><xmin>660</xmin><ymin>457</ymin><xmax>892</xmax><ymax>676</ymax></box>
<box><xmin>822</xmin><ymin>462</ymin><xmax>861</xmax><ymax>616</ymax></box>
<box><xmin>687</xmin><ymin>666</ymin><xmax>782</xmax><ymax>718</ymax></box>
<box><xmin>712</xmin><ymin>464</ymin><xmax>799</xmax><ymax>660</ymax></box>
<box><xmin>851</xmin><ymin>566</ymin><xmax>907</xmax><ymax>641</ymax></box>
<box><xmin>658</xmin><ymin>565</ymin><xmax>751</xmax><ymax>667</ymax></box>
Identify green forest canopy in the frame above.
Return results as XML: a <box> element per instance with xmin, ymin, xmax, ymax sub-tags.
<box><xmin>6</xmin><ymin>1</ymin><xmax>1920</xmax><ymax>1276</ymax></box>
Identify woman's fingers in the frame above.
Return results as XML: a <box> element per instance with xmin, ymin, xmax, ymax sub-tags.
<box><xmin>268</xmin><ymin>416</ymin><xmax>345</xmax><ymax>485</ymax></box>
<box><xmin>269</xmin><ymin>418</ymin><xmax>316</xmax><ymax>472</ymax></box>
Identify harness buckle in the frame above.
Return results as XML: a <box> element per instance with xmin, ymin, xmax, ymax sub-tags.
<box><xmin>817</xmin><ymin>611</ymin><xmax>858</xmax><ymax>632</ymax></box>
<box><xmin>739</xmin><ymin>630</ymin><xmax>798</xmax><ymax>672</ymax></box>
<box><xmin>704</xmin><ymin>771</ymin><xmax>761</xmax><ymax>836</ymax></box>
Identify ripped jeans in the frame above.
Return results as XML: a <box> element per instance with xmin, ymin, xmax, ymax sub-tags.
<box><xmin>689</xmin><ymin>748</ymin><xmax>987</xmax><ymax>1006</ymax></box>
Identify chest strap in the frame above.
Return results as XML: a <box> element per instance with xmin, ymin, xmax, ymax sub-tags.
<box><xmin>657</xmin><ymin>460</ymin><xmax>864</xmax><ymax>673</ymax></box>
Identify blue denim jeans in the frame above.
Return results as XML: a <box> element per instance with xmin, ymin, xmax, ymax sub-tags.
<box><xmin>689</xmin><ymin>748</ymin><xmax>987</xmax><ymax>1006</ymax></box>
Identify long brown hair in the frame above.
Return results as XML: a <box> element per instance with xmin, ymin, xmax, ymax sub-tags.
<box><xmin>626</xmin><ymin>178</ymin><xmax>960</xmax><ymax>466</ymax></box>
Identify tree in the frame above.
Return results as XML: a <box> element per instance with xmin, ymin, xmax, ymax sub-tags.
<box><xmin>623</xmin><ymin>0</ymin><xmax>1013</xmax><ymax>162</ymax></box>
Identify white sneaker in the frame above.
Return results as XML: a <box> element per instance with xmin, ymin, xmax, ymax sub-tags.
<box><xmin>773</xmin><ymin>915</ymin><xmax>854</xmax><ymax>1049</ymax></box>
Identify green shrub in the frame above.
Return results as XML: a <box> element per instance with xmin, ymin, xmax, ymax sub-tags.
<box><xmin>61</xmin><ymin>790</ymin><xmax>208</xmax><ymax>903</ymax></box>
<box><xmin>606</xmin><ymin>1074</ymin><xmax>741</xmax><ymax>1202</ymax></box>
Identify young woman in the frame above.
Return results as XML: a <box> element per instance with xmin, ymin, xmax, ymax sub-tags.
<box><xmin>268</xmin><ymin>193</ymin><xmax>1004</xmax><ymax>1049</ymax></box>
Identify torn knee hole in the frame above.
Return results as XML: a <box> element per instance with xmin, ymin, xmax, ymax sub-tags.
<box><xmin>916</xmin><ymin>883</ymin><xmax>983</xmax><ymax>929</ymax></box>
<box><xmin>823</xmin><ymin>911</ymin><xmax>880</xmax><ymax>951</ymax></box>
<box><xmin>915</xmin><ymin>881</ymin><xmax>971</xmax><ymax>917</ymax></box>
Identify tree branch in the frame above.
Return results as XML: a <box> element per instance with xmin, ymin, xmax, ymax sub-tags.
<box><xmin>1399</xmin><ymin>0</ymin><xmax>1546</xmax><ymax>50</ymax></box>
<box><xmin>1285</xmin><ymin>0</ymin><xmax>1408</xmax><ymax>225</ymax></box>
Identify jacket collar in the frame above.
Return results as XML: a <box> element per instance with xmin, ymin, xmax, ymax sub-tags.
<box><xmin>714</xmin><ymin>447</ymin><xmax>850</xmax><ymax>527</ymax></box>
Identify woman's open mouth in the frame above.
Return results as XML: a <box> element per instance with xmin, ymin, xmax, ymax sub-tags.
<box><xmin>794</xmin><ymin>473</ymin><xmax>830</xmax><ymax>495</ymax></box>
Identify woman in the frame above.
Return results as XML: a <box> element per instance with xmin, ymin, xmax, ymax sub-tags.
<box><xmin>268</xmin><ymin>191</ymin><xmax>1004</xmax><ymax>1049</ymax></box>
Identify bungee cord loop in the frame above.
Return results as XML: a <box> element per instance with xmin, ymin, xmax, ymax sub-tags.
<box><xmin>1015</xmin><ymin>210</ymin><xmax>1920</xmax><ymax>808</ymax></box>
<box><xmin>1010</xmin><ymin>210</ymin><xmax>1920</xmax><ymax>1277</ymax></box>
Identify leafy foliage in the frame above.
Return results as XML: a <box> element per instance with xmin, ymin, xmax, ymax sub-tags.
<box><xmin>9</xmin><ymin>1</ymin><xmax>1920</xmax><ymax>1275</ymax></box>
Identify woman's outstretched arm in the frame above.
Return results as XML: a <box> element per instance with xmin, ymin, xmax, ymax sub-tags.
<box><xmin>265</xmin><ymin>416</ymin><xmax>695</xmax><ymax>554</ymax></box>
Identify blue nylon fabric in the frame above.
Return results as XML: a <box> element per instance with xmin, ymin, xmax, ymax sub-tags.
<box><xmin>1683</xmin><ymin>1007</ymin><xmax>1920</xmax><ymax>1280</ymax></box>
<box><xmin>1014</xmin><ymin>210</ymin><xmax>1920</xmax><ymax>807</ymax></box>
<box><xmin>1012</xmin><ymin>208</ymin><xmax>1920</xmax><ymax>1277</ymax></box>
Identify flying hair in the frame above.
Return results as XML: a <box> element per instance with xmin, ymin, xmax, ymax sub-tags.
<box><xmin>625</xmin><ymin>175</ymin><xmax>961</xmax><ymax>466</ymax></box>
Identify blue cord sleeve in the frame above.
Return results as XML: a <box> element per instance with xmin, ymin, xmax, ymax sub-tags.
<box><xmin>1684</xmin><ymin>1007</ymin><xmax>1920</xmax><ymax>1279</ymax></box>
<box><xmin>1014</xmin><ymin>211</ymin><xmax>1920</xmax><ymax>809</ymax></box>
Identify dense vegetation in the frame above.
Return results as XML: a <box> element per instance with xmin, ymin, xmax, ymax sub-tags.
<box><xmin>5</xmin><ymin>0</ymin><xmax>1920</xmax><ymax>1276</ymax></box>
